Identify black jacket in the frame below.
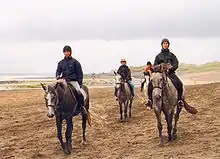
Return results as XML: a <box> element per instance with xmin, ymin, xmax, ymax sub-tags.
<box><xmin>56</xmin><ymin>57</ymin><xmax>83</xmax><ymax>85</ymax></box>
<box><xmin>117</xmin><ymin>65</ymin><xmax>132</xmax><ymax>81</ymax></box>
<box><xmin>153</xmin><ymin>49</ymin><xmax>179</xmax><ymax>73</ymax></box>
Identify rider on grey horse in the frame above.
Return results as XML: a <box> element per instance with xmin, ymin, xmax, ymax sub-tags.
<box><xmin>56</xmin><ymin>45</ymin><xmax>87</xmax><ymax>115</ymax></box>
<box><xmin>140</xmin><ymin>61</ymin><xmax>152</xmax><ymax>92</ymax></box>
<box><xmin>114</xmin><ymin>58</ymin><xmax>135</xmax><ymax>100</ymax></box>
<box><xmin>146</xmin><ymin>38</ymin><xmax>184</xmax><ymax>108</ymax></box>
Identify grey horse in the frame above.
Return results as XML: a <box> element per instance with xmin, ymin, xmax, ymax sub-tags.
<box><xmin>114</xmin><ymin>72</ymin><xmax>133</xmax><ymax>121</ymax></box>
<box><xmin>41</xmin><ymin>79</ymin><xmax>90</xmax><ymax>154</ymax></box>
<box><xmin>151</xmin><ymin>63</ymin><xmax>197</xmax><ymax>145</ymax></box>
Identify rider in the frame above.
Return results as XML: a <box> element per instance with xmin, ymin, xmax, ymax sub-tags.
<box><xmin>140</xmin><ymin>61</ymin><xmax>152</xmax><ymax>92</ymax></box>
<box><xmin>114</xmin><ymin>58</ymin><xmax>135</xmax><ymax>100</ymax></box>
<box><xmin>146</xmin><ymin>38</ymin><xmax>184</xmax><ymax>108</ymax></box>
<box><xmin>56</xmin><ymin>45</ymin><xmax>87</xmax><ymax>115</ymax></box>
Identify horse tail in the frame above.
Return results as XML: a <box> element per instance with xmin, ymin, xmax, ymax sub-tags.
<box><xmin>183</xmin><ymin>100</ymin><xmax>198</xmax><ymax>114</ymax></box>
<box><xmin>81</xmin><ymin>85</ymin><xmax>91</xmax><ymax>127</ymax></box>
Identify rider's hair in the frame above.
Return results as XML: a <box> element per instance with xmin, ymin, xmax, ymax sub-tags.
<box><xmin>147</xmin><ymin>61</ymin><xmax>152</xmax><ymax>66</ymax></box>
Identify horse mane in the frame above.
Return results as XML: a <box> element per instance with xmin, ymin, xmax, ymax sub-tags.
<box><xmin>56</xmin><ymin>79</ymin><xmax>68</xmax><ymax>88</ymax></box>
<box><xmin>152</xmin><ymin>63</ymin><xmax>171</xmax><ymax>73</ymax></box>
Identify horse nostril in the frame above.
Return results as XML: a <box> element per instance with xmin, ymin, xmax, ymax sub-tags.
<box><xmin>47</xmin><ymin>114</ymin><xmax>54</xmax><ymax>118</ymax></box>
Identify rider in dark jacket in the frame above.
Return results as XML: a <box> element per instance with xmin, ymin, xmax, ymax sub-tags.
<box><xmin>114</xmin><ymin>58</ymin><xmax>134</xmax><ymax>99</ymax></box>
<box><xmin>56</xmin><ymin>54</ymin><xmax>83</xmax><ymax>85</ymax></box>
<box><xmin>56</xmin><ymin>45</ymin><xmax>87</xmax><ymax>115</ymax></box>
<box><xmin>146</xmin><ymin>38</ymin><xmax>184</xmax><ymax>108</ymax></box>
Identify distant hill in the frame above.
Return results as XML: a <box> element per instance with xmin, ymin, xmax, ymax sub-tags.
<box><xmin>129</xmin><ymin>61</ymin><xmax>220</xmax><ymax>76</ymax></box>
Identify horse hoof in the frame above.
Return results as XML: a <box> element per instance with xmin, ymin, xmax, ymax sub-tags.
<box><xmin>158</xmin><ymin>142</ymin><xmax>164</xmax><ymax>147</ymax></box>
<box><xmin>168</xmin><ymin>136</ymin><xmax>172</xmax><ymax>141</ymax></box>
<box><xmin>81</xmin><ymin>140</ymin><xmax>87</xmax><ymax>145</ymax></box>
<box><xmin>64</xmin><ymin>148</ymin><xmax>71</xmax><ymax>155</ymax></box>
<box><xmin>61</xmin><ymin>143</ymin><xmax>65</xmax><ymax>150</ymax></box>
<box><xmin>172</xmin><ymin>134</ymin><xmax>177</xmax><ymax>140</ymax></box>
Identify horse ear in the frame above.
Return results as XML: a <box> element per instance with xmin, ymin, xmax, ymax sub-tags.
<box><xmin>40</xmin><ymin>83</ymin><xmax>46</xmax><ymax>91</ymax></box>
<box><xmin>114</xmin><ymin>71</ymin><xmax>117</xmax><ymax>75</ymax></box>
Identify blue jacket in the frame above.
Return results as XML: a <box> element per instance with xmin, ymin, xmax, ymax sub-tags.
<box><xmin>56</xmin><ymin>57</ymin><xmax>83</xmax><ymax>85</ymax></box>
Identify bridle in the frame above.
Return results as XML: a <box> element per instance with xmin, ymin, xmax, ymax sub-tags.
<box><xmin>152</xmin><ymin>74</ymin><xmax>167</xmax><ymax>91</ymax></box>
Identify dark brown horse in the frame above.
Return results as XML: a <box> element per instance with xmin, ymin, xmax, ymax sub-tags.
<box><xmin>151</xmin><ymin>63</ymin><xmax>197</xmax><ymax>145</ymax></box>
<box><xmin>41</xmin><ymin>79</ymin><xmax>90</xmax><ymax>154</ymax></box>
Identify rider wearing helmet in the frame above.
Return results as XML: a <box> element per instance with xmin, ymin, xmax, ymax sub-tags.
<box><xmin>140</xmin><ymin>61</ymin><xmax>152</xmax><ymax>91</ymax></box>
<box><xmin>114</xmin><ymin>58</ymin><xmax>135</xmax><ymax>100</ymax></box>
<box><xmin>146</xmin><ymin>38</ymin><xmax>184</xmax><ymax>108</ymax></box>
<box><xmin>56</xmin><ymin>45</ymin><xmax>87</xmax><ymax>115</ymax></box>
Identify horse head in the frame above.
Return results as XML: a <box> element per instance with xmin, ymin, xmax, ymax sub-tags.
<box><xmin>114</xmin><ymin>71</ymin><xmax>123</xmax><ymax>88</ymax></box>
<box><xmin>41</xmin><ymin>79</ymin><xmax>67</xmax><ymax>118</ymax></box>
<box><xmin>151</xmin><ymin>63</ymin><xmax>171</xmax><ymax>101</ymax></box>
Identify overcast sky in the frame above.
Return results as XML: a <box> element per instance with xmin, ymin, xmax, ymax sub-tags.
<box><xmin>0</xmin><ymin>0</ymin><xmax>219</xmax><ymax>74</ymax></box>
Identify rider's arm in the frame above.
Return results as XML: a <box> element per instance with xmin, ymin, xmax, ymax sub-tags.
<box><xmin>127</xmin><ymin>67</ymin><xmax>132</xmax><ymax>80</ymax></box>
<box><xmin>153</xmin><ymin>55</ymin><xmax>159</xmax><ymax>66</ymax></box>
<box><xmin>117</xmin><ymin>66</ymin><xmax>122</xmax><ymax>75</ymax></box>
<box><xmin>76</xmin><ymin>61</ymin><xmax>83</xmax><ymax>86</ymax></box>
<box><xmin>56</xmin><ymin>62</ymin><xmax>62</xmax><ymax>79</ymax></box>
<box><xmin>169</xmin><ymin>54</ymin><xmax>179</xmax><ymax>72</ymax></box>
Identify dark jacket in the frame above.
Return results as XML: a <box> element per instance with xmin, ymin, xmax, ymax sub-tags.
<box><xmin>153</xmin><ymin>49</ymin><xmax>179</xmax><ymax>74</ymax></box>
<box><xmin>117</xmin><ymin>64</ymin><xmax>132</xmax><ymax>81</ymax></box>
<box><xmin>56</xmin><ymin>57</ymin><xmax>83</xmax><ymax>85</ymax></box>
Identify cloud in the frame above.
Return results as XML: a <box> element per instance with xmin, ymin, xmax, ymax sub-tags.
<box><xmin>0</xmin><ymin>0</ymin><xmax>220</xmax><ymax>42</ymax></box>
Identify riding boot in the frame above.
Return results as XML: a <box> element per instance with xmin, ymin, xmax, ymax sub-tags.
<box><xmin>177</xmin><ymin>87</ymin><xmax>184</xmax><ymax>108</ymax></box>
<box><xmin>146</xmin><ymin>81</ymin><xmax>153</xmax><ymax>108</ymax></box>
<box><xmin>77</xmin><ymin>93</ymin><xmax>87</xmax><ymax>115</ymax></box>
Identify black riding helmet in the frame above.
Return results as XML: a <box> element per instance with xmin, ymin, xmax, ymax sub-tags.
<box><xmin>161</xmin><ymin>38</ymin><xmax>170</xmax><ymax>46</ymax></box>
<box><xmin>63</xmin><ymin>45</ymin><xmax>72</xmax><ymax>55</ymax></box>
<box><xmin>147</xmin><ymin>61</ymin><xmax>152</xmax><ymax>66</ymax></box>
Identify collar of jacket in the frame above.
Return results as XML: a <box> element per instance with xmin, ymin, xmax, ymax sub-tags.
<box><xmin>64</xmin><ymin>56</ymin><xmax>73</xmax><ymax>60</ymax></box>
<box><xmin>161</xmin><ymin>48</ymin><xmax>170</xmax><ymax>53</ymax></box>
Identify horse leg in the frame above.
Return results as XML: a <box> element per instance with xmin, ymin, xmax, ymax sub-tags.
<box><xmin>129</xmin><ymin>99</ymin><xmax>132</xmax><ymax>118</ymax></box>
<box><xmin>154</xmin><ymin>109</ymin><xmax>163</xmax><ymax>146</ymax></box>
<box><xmin>56</xmin><ymin>115</ymin><xmax>65</xmax><ymax>150</ymax></box>
<box><xmin>81</xmin><ymin>114</ymin><xmax>87</xmax><ymax>145</ymax></box>
<box><xmin>172</xmin><ymin>106</ymin><xmax>182</xmax><ymax>139</ymax></box>
<box><xmin>64</xmin><ymin>117</ymin><xmax>73</xmax><ymax>154</ymax></box>
<box><xmin>165</xmin><ymin>111</ymin><xmax>174</xmax><ymax>141</ymax></box>
<box><xmin>124</xmin><ymin>101</ymin><xmax>128</xmax><ymax>121</ymax></box>
<box><xmin>119</xmin><ymin>102</ymin><xmax>123</xmax><ymax>121</ymax></box>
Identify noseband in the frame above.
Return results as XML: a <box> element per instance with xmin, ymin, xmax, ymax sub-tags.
<box><xmin>152</xmin><ymin>75</ymin><xmax>167</xmax><ymax>90</ymax></box>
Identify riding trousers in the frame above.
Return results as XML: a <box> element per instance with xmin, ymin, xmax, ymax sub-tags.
<box><xmin>69</xmin><ymin>81</ymin><xmax>84</xmax><ymax>107</ymax></box>
<box><xmin>69</xmin><ymin>81</ymin><xmax>82</xmax><ymax>94</ymax></box>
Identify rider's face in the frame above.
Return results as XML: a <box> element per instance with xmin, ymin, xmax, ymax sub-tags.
<box><xmin>121</xmin><ymin>61</ymin><xmax>126</xmax><ymax>65</ymax></box>
<box><xmin>64</xmin><ymin>51</ymin><xmax>71</xmax><ymax>57</ymax></box>
<box><xmin>162</xmin><ymin>42</ymin><xmax>169</xmax><ymax>49</ymax></box>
